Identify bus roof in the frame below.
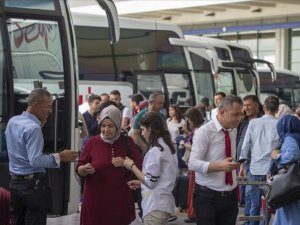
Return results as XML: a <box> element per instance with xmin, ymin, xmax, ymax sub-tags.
<box><xmin>71</xmin><ymin>11</ymin><xmax>183</xmax><ymax>37</ymax></box>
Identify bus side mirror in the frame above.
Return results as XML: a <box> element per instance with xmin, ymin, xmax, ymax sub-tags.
<box><xmin>205</xmin><ymin>49</ymin><xmax>219</xmax><ymax>75</ymax></box>
<box><xmin>96</xmin><ymin>0</ymin><xmax>120</xmax><ymax>44</ymax></box>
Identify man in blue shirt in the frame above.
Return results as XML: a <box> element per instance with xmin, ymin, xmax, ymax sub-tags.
<box><xmin>240</xmin><ymin>96</ymin><xmax>280</xmax><ymax>225</ymax></box>
<box><xmin>5</xmin><ymin>88</ymin><xmax>77</xmax><ymax>225</ymax></box>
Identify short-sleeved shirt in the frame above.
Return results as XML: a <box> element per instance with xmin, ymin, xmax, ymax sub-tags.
<box><xmin>132</xmin><ymin>108</ymin><xmax>148</xmax><ymax>130</ymax></box>
<box><xmin>133</xmin><ymin>108</ymin><xmax>166</xmax><ymax>130</ymax></box>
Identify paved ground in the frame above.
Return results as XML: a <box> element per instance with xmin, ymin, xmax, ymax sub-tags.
<box><xmin>47</xmin><ymin>209</ymin><xmax>273</xmax><ymax>225</ymax></box>
<box><xmin>47</xmin><ymin>212</ymin><xmax>197</xmax><ymax>225</ymax></box>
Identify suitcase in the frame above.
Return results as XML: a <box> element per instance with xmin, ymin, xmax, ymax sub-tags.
<box><xmin>173</xmin><ymin>174</ymin><xmax>189</xmax><ymax>210</ymax></box>
<box><xmin>0</xmin><ymin>187</ymin><xmax>10</xmax><ymax>225</ymax></box>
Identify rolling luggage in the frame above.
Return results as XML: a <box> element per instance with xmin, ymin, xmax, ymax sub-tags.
<box><xmin>173</xmin><ymin>174</ymin><xmax>189</xmax><ymax>210</ymax></box>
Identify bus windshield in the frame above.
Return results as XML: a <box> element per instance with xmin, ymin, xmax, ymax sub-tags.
<box><xmin>9</xmin><ymin>19</ymin><xmax>65</xmax><ymax>95</ymax></box>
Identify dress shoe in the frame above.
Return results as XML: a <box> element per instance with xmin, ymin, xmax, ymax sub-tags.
<box><xmin>184</xmin><ymin>218</ymin><xmax>196</xmax><ymax>223</ymax></box>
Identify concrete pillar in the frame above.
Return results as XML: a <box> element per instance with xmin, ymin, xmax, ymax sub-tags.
<box><xmin>275</xmin><ymin>29</ymin><xmax>289</xmax><ymax>69</ymax></box>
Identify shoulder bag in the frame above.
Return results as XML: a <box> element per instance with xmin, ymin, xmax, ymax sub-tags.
<box><xmin>267</xmin><ymin>161</ymin><xmax>300</xmax><ymax>209</ymax></box>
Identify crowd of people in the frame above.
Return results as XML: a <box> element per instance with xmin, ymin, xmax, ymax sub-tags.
<box><xmin>5</xmin><ymin>86</ymin><xmax>300</xmax><ymax>225</ymax></box>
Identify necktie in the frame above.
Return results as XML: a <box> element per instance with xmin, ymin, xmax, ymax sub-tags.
<box><xmin>223</xmin><ymin>129</ymin><xmax>233</xmax><ymax>185</ymax></box>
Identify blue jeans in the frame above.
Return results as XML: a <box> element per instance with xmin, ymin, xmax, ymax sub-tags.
<box><xmin>244</xmin><ymin>172</ymin><xmax>266</xmax><ymax>225</ymax></box>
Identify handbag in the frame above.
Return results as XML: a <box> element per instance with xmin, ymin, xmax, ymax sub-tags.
<box><xmin>123</xmin><ymin>130</ymin><xmax>142</xmax><ymax>203</ymax></box>
<box><xmin>267</xmin><ymin>161</ymin><xmax>300</xmax><ymax>209</ymax></box>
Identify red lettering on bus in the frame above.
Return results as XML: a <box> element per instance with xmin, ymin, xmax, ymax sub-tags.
<box><xmin>14</xmin><ymin>23</ymin><xmax>54</xmax><ymax>49</ymax></box>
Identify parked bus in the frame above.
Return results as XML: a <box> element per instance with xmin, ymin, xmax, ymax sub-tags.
<box><xmin>72</xmin><ymin>12</ymin><xmax>197</xmax><ymax>111</ymax></box>
<box><xmin>258</xmin><ymin>67</ymin><xmax>300</xmax><ymax>108</ymax></box>
<box><xmin>170</xmin><ymin>36</ymin><xmax>276</xmax><ymax>105</ymax></box>
<box><xmin>0</xmin><ymin>0</ymin><xmax>119</xmax><ymax>215</ymax></box>
<box><xmin>169</xmin><ymin>36</ymin><xmax>260</xmax><ymax>105</ymax></box>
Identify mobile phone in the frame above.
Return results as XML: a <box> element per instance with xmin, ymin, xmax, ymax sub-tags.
<box><xmin>235</xmin><ymin>159</ymin><xmax>246</xmax><ymax>163</ymax></box>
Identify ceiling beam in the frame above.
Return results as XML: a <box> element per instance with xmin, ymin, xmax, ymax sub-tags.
<box><xmin>222</xmin><ymin>3</ymin><xmax>251</xmax><ymax>10</ymax></box>
<box><xmin>174</xmin><ymin>8</ymin><xmax>203</xmax><ymax>14</ymax></box>
<box><xmin>124</xmin><ymin>12</ymin><xmax>162</xmax><ymax>19</ymax></box>
<box><xmin>245</xmin><ymin>1</ymin><xmax>276</xmax><ymax>7</ymax></box>
<box><xmin>257</xmin><ymin>0</ymin><xmax>300</xmax><ymax>4</ymax></box>
<box><xmin>158</xmin><ymin>10</ymin><xmax>181</xmax><ymax>16</ymax></box>
<box><xmin>197</xmin><ymin>6</ymin><xmax>226</xmax><ymax>12</ymax></box>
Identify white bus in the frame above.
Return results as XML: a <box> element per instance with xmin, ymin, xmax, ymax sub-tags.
<box><xmin>258</xmin><ymin>67</ymin><xmax>300</xmax><ymax>108</ymax></box>
<box><xmin>170</xmin><ymin>36</ymin><xmax>276</xmax><ymax>104</ymax></box>
<box><xmin>72</xmin><ymin>12</ymin><xmax>197</xmax><ymax>111</ymax></box>
<box><xmin>0</xmin><ymin>0</ymin><xmax>119</xmax><ymax>215</ymax></box>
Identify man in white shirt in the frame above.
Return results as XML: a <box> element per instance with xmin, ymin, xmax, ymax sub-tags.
<box><xmin>239</xmin><ymin>96</ymin><xmax>280</xmax><ymax>225</ymax></box>
<box><xmin>109</xmin><ymin>90</ymin><xmax>132</xmax><ymax>130</ymax></box>
<box><xmin>189</xmin><ymin>95</ymin><xmax>243</xmax><ymax>225</ymax></box>
<box><xmin>210</xmin><ymin>92</ymin><xmax>226</xmax><ymax>121</ymax></box>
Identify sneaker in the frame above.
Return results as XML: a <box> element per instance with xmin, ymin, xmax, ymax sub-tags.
<box><xmin>167</xmin><ymin>215</ymin><xmax>177</xmax><ymax>222</ymax></box>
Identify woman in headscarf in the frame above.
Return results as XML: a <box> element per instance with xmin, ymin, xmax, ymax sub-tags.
<box><xmin>76</xmin><ymin>105</ymin><xmax>142</xmax><ymax>225</ymax></box>
<box><xmin>271</xmin><ymin>115</ymin><xmax>300</xmax><ymax>225</ymax></box>
<box><xmin>124</xmin><ymin>111</ymin><xmax>178</xmax><ymax>225</ymax></box>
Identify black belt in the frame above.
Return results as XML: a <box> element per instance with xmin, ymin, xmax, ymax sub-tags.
<box><xmin>195</xmin><ymin>184</ymin><xmax>236</xmax><ymax>197</ymax></box>
<box><xmin>11</xmin><ymin>173</ymin><xmax>46</xmax><ymax>180</ymax></box>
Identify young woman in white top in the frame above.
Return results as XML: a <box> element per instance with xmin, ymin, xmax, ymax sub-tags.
<box><xmin>124</xmin><ymin>111</ymin><xmax>178</xmax><ymax>225</ymax></box>
<box><xmin>166</xmin><ymin>104</ymin><xmax>186</xmax><ymax>144</ymax></box>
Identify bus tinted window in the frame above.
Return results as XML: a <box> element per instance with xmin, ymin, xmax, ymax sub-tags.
<box><xmin>190</xmin><ymin>52</ymin><xmax>211</xmax><ymax>71</ymax></box>
<box><xmin>229</xmin><ymin>46</ymin><xmax>252</xmax><ymax>67</ymax></box>
<box><xmin>215</xmin><ymin>47</ymin><xmax>231</xmax><ymax>61</ymax></box>
<box><xmin>75</xmin><ymin>26</ymin><xmax>188</xmax><ymax>80</ymax></box>
<box><xmin>294</xmin><ymin>89</ymin><xmax>300</xmax><ymax>105</ymax></box>
<box><xmin>156</xmin><ymin>31</ymin><xmax>187</xmax><ymax>70</ymax></box>
<box><xmin>75</xmin><ymin>26</ymin><xmax>114</xmax><ymax>80</ymax></box>
<box><xmin>5</xmin><ymin>0</ymin><xmax>55</xmax><ymax>10</ymax></box>
<box><xmin>258</xmin><ymin>72</ymin><xmax>276</xmax><ymax>92</ymax></box>
<box><xmin>276</xmin><ymin>73</ymin><xmax>299</xmax><ymax>87</ymax></box>
<box><xmin>115</xmin><ymin>29</ymin><xmax>156</xmax><ymax>72</ymax></box>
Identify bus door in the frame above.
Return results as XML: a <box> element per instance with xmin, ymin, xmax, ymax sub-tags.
<box><xmin>7</xmin><ymin>17</ymin><xmax>72</xmax><ymax>215</ymax></box>
<box><xmin>235</xmin><ymin>68</ymin><xmax>258</xmax><ymax>98</ymax></box>
<box><xmin>214</xmin><ymin>69</ymin><xmax>236</xmax><ymax>96</ymax></box>
<box><xmin>131</xmin><ymin>70</ymin><xmax>170</xmax><ymax>112</ymax></box>
<box><xmin>164</xmin><ymin>72</ymin><xmax>195</xmax><ymax>111</ymax></box>
<box><xmin>0</xmin><ymin>17</ymin><xmax>9</xmax><ymax>190</ymax></box>
<box><xmin>292</xmin><ymin>87</ymin><xmax>300</xmax><ymax>108</ymax></box>
<box><xmin>221</xmin><ymin>61</ymin><xmax>258</xmax><ymax>98</ymax></box>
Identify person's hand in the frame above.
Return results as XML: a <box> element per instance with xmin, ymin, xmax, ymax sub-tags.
<box><xmin>112</xmin><ymin>157</ymin><xmax>125</xmax><ymax>167</ymax></box>
<box><xmin>220</xmin><ymin>157</ymin><xmax>240</xmax><ymax>172</ymax></box>
<box><xmin>82</xmin><ymin>163</ymin><xmax>95</xmax><ymax>175</ymax></box>
<box><xmin>59</xmin><ymin>149</ymin><xmax>77</xmax><ymax>162</ymax></box>
<box><xmin>271</xmin><ymin>149</ymin><xmax>280</xmax><ymax>160</ymax></box>
<box><xmin>239</xmin><ymin>163</ymin><xmax>246</xmax><ymax>177</ymax></box>
<box><xmin>127</xmin><ymin>180</ymin><xmax>141</xmax><ymax>190</ymax></box>
<box><xmin>124</xmin><ymin>157</ymin><xmax>134</xmax><ymax>170</ymax></box>
<box><xmin>184</xmin><ymin>142</ymin><xmax>192</xmax><ymax>151</ymax></box>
